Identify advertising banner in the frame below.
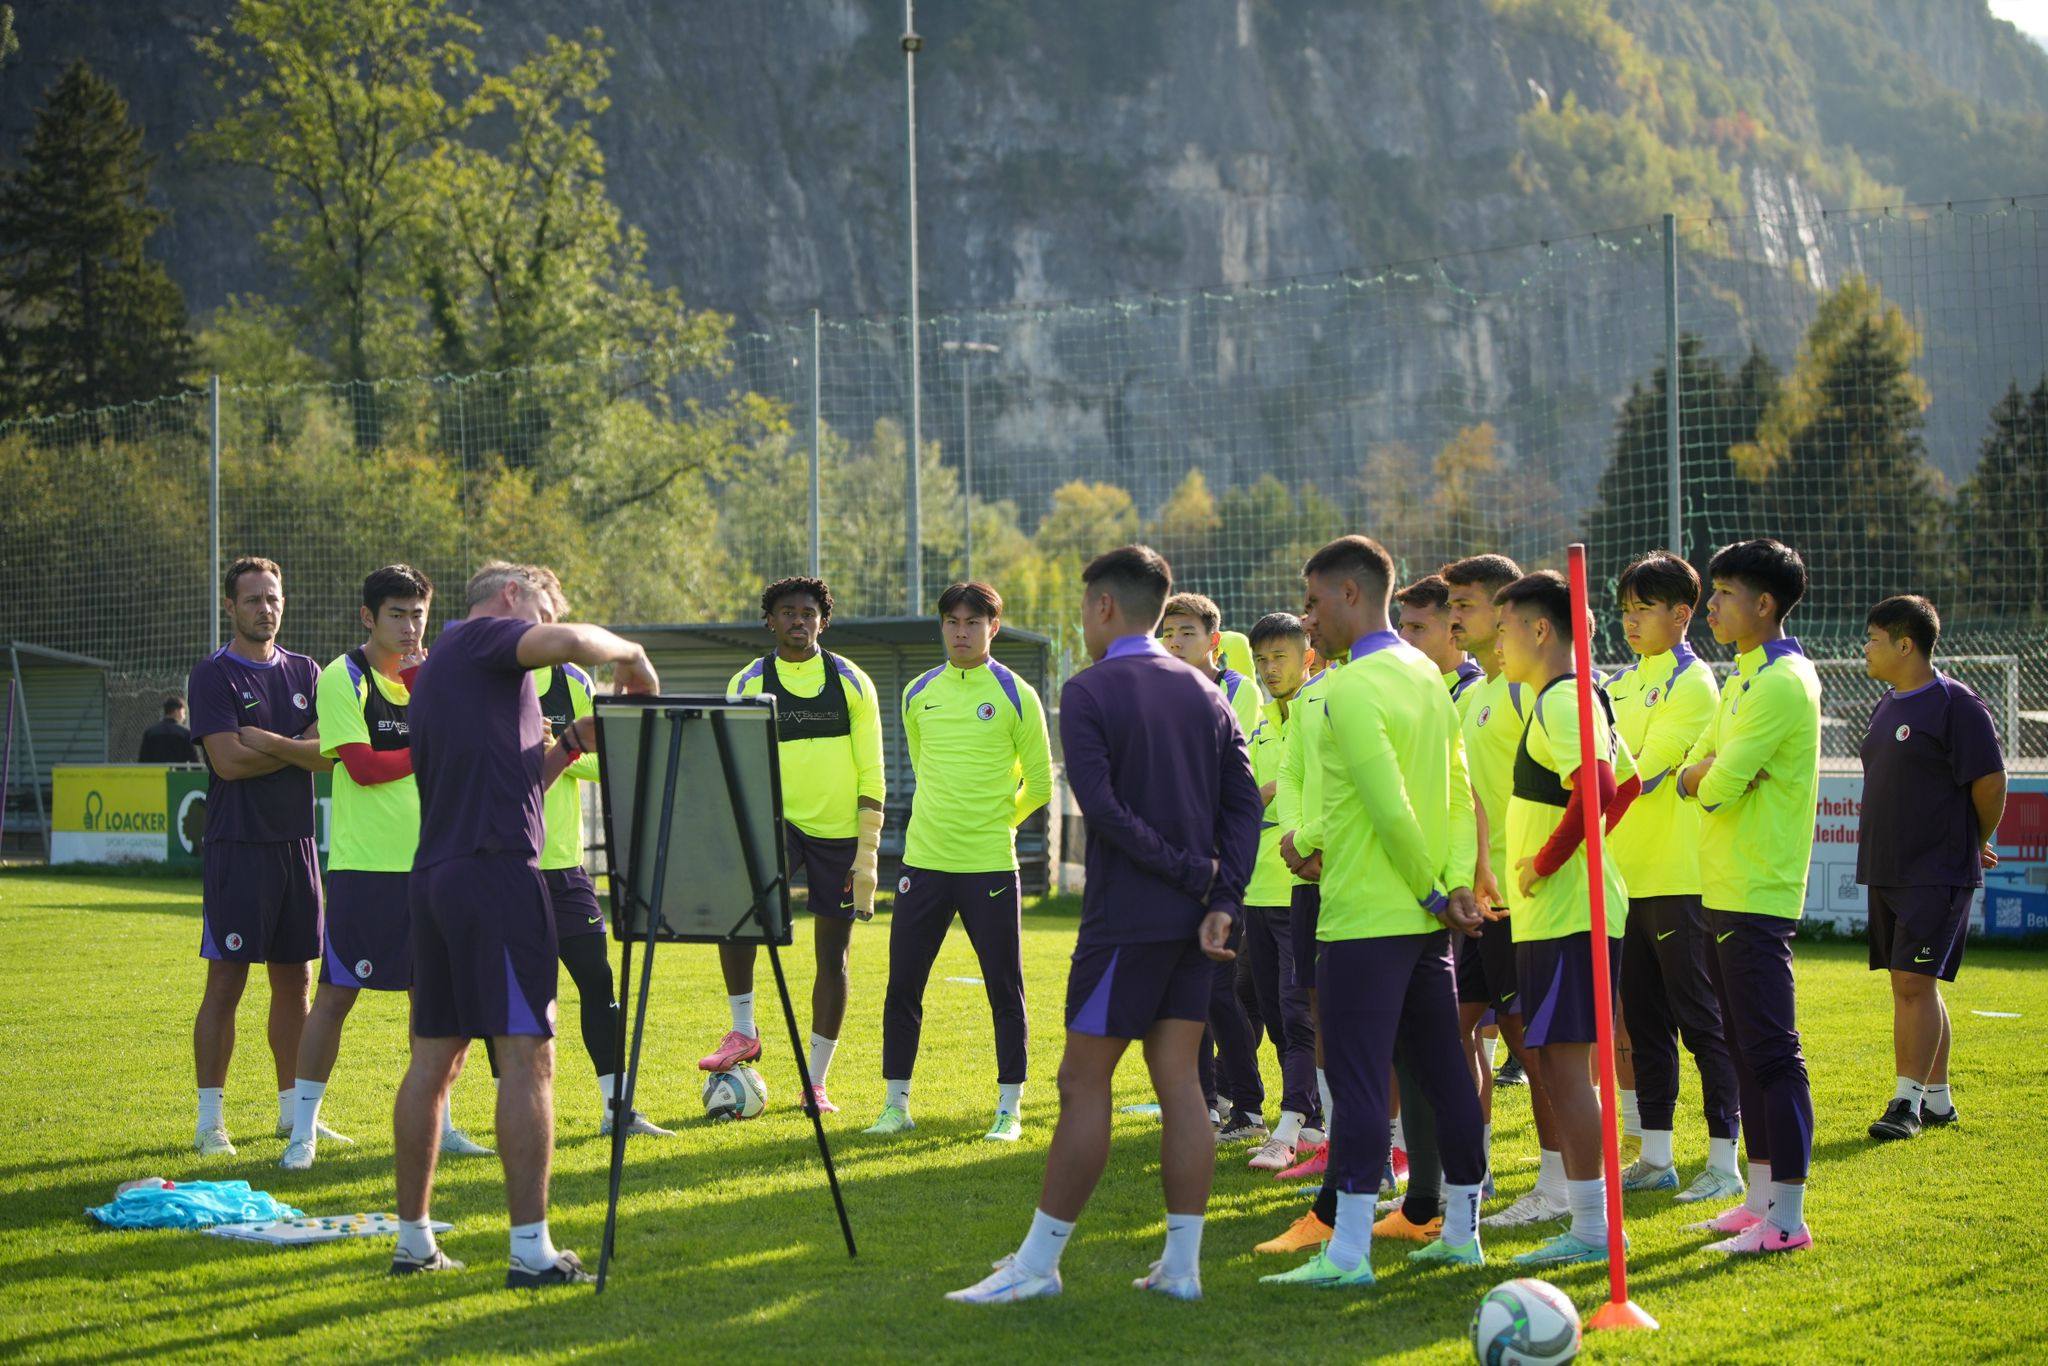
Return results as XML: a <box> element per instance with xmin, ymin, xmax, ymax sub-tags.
<box><xmin>53</xmin><ymin>765</ymin><xmax>331</xmax><ymax>866</ymax></box>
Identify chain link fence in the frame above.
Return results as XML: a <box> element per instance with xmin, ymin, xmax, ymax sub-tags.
<box><xmin>4</xmin><ymin>195</ymin><xmax>2045</xmax><ymax>781</ymax></box>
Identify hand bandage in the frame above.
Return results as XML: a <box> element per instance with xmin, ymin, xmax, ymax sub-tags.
<box><xmin>852</xmin><ymin>807</ymin><xmax>884</xmax><ymax>921</ymax></box>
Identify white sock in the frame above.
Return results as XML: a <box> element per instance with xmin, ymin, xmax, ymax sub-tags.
<box><xmin>808</xmin><ymin>1033</ymin><xmax>837</xmax><ymax>1087</ymax></box>
<box><xmin>509</xmin><ymin>1218</ymin><xmax>559</xmax><ymax>1272</ymax></box>
<box><xmin>1922</xmin><ymin>1083</ymin><xmax>1953</xmax><ymax>1117</ymax></box>
<box><xmin>1443</xmin><ymin>1181</ymin><xmax>1483</xmax><ymax>1246</ymax></box>
<box><xmin>728</xmin><ymin>992</ymin><xmax>757</xmax><ymax>1038</ymax></box>
<box><xmin>1273</xmin><ymin>1109</ymin><xmax>1304</xmax><ymax>1146</ymax></box>
<box><xmin>1015</xmin><ymin>1209</ymin><xmax>1075</xmax><ymax>1278</ymax></box>
<box><xmin>291</xmin><ymin>1079</ymin><xmax>327</xmax><ymax>1144</ymax></box>
<box><xmin>1620</xmin><ymin>1087</ymin><xmax>1641</xmax><ymax>1137</ymax></box>
<box><xmin>1482</xmin><ymin>1123</ymin><xmax>1493</xmax><ymax>1172</ymax></box>
<box><xmin>599</xmin><ymin>1072</ymin><xmax>617</xmax><ymax>1108</ymax></box>
<box><xmin>1161</xmin><ymin>1213</ymin><xmax>1204</xmax><ymax>1280</ymax></box>
<box><xmin>1641</xmin><ymin>1128</ymin><xmax>1674</xmax><ymax>1168</ymax></box>
<box><xmin>1536</xmin><ymin>1148</ymin><xmax>1567</xmax><ymax>1201</ymax></box>
<box><xmin>998</xmin><ymin>1081</ymin><xmax>1023</xmax><ymax>1115</ymax></box>
<box><xmin>1391</xmin><ymin>1113</ymin><xmax>1406</xmax><ymax>1151</ymax></box>
<box><xmin>1766</xmin><ymin>1180</ymin><xmax>1806</xmax><ymax>1233</ymax></box>
<box><xmin>197</xmin><ymin>1087</ymin><xmax>224</xmax><ymax>1133</ymax></box>
<box><xmin>395</xmin><ymin>1215</ymin><xmax>437</xmax><ymax>1261</ymax></box>
<box><xmin>1745</xmin><ymin>1161</ymin><xmax>1772</xmax><ymax>1215</ymax></box>
<box><xmin>278</xmin><ymin>1089</ymin><xmax>294</xmax><ymax>1131</ymax></box>
<box><xmin>1316</xmin><ymin>1068</ymin><xmax>1334</xmax><ymax>1135</ymax></box>
<box><xmin>1708</xmin><ymin>1134</ymin><xmax>1739</xmax><ymax>1175</ymax></box>
<box><xmin>441</xmin><ymin>1097</ymin><xmax>460</xmax><ymax>1138</ymax></box>
<box><xmin>1482</xmin><ymin>1035</ymin><xmax>1499</xmax><ymax>1068</ymax></box>
<box><xmin>885</xmin><ymin>1078</ymin><xmax>911</xmax><ymax>1115</ymax></box>
<box><xmin>1327</xmin><ymin>1190</ymin><xmax>1373</xmax><ymax>1270</ymax></box>
<box><xmin>1567</xmin><ymin>1176</ymin><xmax>1608</xmax><ymax>1246</ymax></box>
<box><xmin>1894</xmin><ymin>1075</ymin><xmax>1926</xmax><ymax>1112</ymax></box>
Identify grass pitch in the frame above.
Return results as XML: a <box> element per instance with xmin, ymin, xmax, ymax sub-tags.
<box><xmin>1</xmin><ymin>870</ymin><xmax>2043</xmax><ymax>1362</ymax></box>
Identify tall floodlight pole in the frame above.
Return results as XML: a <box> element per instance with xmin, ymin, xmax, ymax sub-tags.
<box><xmin>942</xmin><ymin>340</ymin><xmax>1001</xmax><ymax>581</ymax></box>
<box><xmin>902</xmin><ymin>2</ymin><xmax>924</xmax><ymax>614</ymax></box>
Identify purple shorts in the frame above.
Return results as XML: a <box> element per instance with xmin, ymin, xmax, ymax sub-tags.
<box><xmin>1456</xmin><ymin>914</ymin><xmax>1519</xmax><ymax>1015</ymax></box>
<box><xmin>1066</xmin><ymin>937</ymin><xmax>1211</xmax><ymax>1040</ymax></box>
<box><xmin>1867</xmin><ymin>885</ymin><xmax>1972</xmax><ymax>981</ymax></box>
<box><xmin>409</xmin><ymin>853</ymin><xmax>557</xmax><ymax>1040</ymax></box>
<box><xmin>787</xmin><ymin>823</ymin><xmax>858</xmax><ymax>920</ymax></box>
<box><xmin>1516</xmin><ymin>932</ymin><xmax>1622</xmax><ymax>1048</ymax></box>
<box><xmin>546</xmin><ymin>866</ymin><xmax>607</xmax><ymax>941</ymax></box>
<box><xmin>1288</xmin><ymin>884</ymin><xmax>1321</xmax><ymax>990</ymax></box>
<box><xmin>321</xmin><ymin>870</ymin><xmax>411</xmax><ymax>990</ymax></box>
<box><xmin>201</xmin><ymin>837</ymin><xmax>324</xmax><ymax>964</ymax></box>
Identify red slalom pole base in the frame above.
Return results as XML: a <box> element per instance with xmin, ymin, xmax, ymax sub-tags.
<box><xmin>1587</xmin><ymin>1299</ymin><xmax>1661</xmax><ymax>1333</ymax></box>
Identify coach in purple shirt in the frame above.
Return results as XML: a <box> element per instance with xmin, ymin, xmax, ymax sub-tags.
<box><xmin>949</xmin><ymin>545</ymin><xmax>1260</xmax><ymax>1305</ymax></box>
<box><xmin>1858</xmin><ymin>594</ymin><xmax>2006</xmax><ymax>1143</ymax></box>
<box><xmin>390</xmin><ymin>561</ymin><xmax>658</xmax><ymax>1287</ymax></box>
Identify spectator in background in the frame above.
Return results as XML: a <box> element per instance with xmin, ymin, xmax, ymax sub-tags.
<box><xmin>138</xmin><ymin>696</ymin><xmax>200</xmax><ymax>763</ymax></box>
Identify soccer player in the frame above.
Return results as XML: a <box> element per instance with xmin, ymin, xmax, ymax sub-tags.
<box><xmin>1159</xmin><ymin>591</ymin><xmax>1264</xmax><ymax>1134</ymax></box>
<box><xmin>1396</xmin><ymin>574</ymin><xmax>1483</xmax><ymax>701</ymax></box>
<box><xmin>1241</xmin><ymin>612</ymin><xmax>1320</xmax><ymax>1172</ymax></box>
<box><xmin>393</xmin><ymin>561</ymin><xmax>657</xmax><ymax>1284</ymax></box>
<box><xmin>871</xmin><ymin>582</ymin><xmax>1052</xmax><ymax>1140</ymax></box>
<box><xmin>278</xmin><ymin>565</ymin><xmax>433</xmax><ymax>1171</ymax></box>
<box><xmin>1262</xmin><ymin>535</ymin><xmax>1489</xmax><ymax>1288</ymax></box>
<box><xmin>947</xmin><ymin>546</ymin><xmax>1259</xmax><ymax>1304</ymax></box>
<box><xmin>1675</xmin><ymin>538</ymin><xmax>1822</xmax><ymax>1256</ymax></box>
<box><xmin>529</xmin><ymin>569</ymin><xmax>671</xmax><ymax>1139</ymax></box>
<box><xmin>1605</xmin><ymin>552</ymin><xmax>1744</xmax><ymax>1202</ymax></box>
<box><xmin>713</xmin><ymin>577</ymin><xmax>886</xmax><ymax>1116</ymax></box>
<box><xmin>1495</xmin><ymin>571</ymin><xmax>1641</xmax><ymax>1267</ymax></box>
<box><xmin>1857</xmin><ymin>595</ymin><xmax>2005</xmax><ymax>1141</ymax></box>
<box><xmin>186</xmin><ymin>556</ymin><xmax>330</xmax><ymax>1157</ymax></box>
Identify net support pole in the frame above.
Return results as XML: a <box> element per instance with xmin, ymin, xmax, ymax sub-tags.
<box><xmin>901</xmin><ymin>0</ymin><xmax>923</xmax><ymax>615</ymax></box>
<box><xmin>1662</xmin><ymin>213</ymin><xmax>1682</xmax><ymax>557</ymax></box>
<box><xmin>1568</xmin><ymin>543</ymin><xmax>1658</xmax><ymax>1334</ymax></box>
<box><xmin>809</xmin><ymin>309</ymin><xmax>823</xmax><ymax>579</ymax></box>
<box><xmin>208</xmin><ymin>373</ymin><xmax>222</xmax><ymax>652</ymax></box>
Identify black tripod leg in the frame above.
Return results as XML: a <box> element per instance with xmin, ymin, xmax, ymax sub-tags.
<box><xmin>597</xmin><ymin>927</ymin><xmax>638</xmax><ymax>1293</ymax></box>
<box><xmin>766</xmin><ymin>932</ymin><xmax>857</xmax><ymax>1258</ymax></box>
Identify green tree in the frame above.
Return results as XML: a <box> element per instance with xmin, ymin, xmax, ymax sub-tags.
<box><xmin>1954</xmin><ymin>377</ymin><xmax>2048</xmax><ymax>615</ymax></box>
<box><xmin>1146</xmin><ymin>468</ymin><xmax>1222</xmax><ymax>595</ymax></box>
<box><xmin>0</xmin><ymin>60</ymin><xmax>192</xmax><ymax>420</ymax></box>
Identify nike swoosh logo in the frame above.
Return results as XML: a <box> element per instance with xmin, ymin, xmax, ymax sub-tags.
<box><xmin>1500</xmin><ymin>991</ymin><xmax>1516</xmax><ymax>1003</ymax></box>
<box><xmin>586</xmin><ymin>915</ymin><xmax>601</xmax><ymax>924</ymax></box>
<box><xmin>923</xmin><ymin>702</ymin><xmax>941</xmax><ymax>710</ymax></box>
<box><xmin>1717</xmin><ymin>931</ymin><xmax>1735</xmax><ymax>943</ymax></box>
<box><xmin>243</xmin><ymin>700</ymin><xmax>259</xmax><ymax>710</ymax></box>
<box><xmin>988</xmin><ymin>887</ymin><xmax>1005</xmax><ymax>897</ymax></box>
<box><xmin>1656</xmin><ymin>930</ymin><xmax>1676</xmax><ymax>942</ymax></box>
<box><xmin>1914</xmin><ymin>950</ymin><xmax>1934</xmax><ymax>963</ymax></box>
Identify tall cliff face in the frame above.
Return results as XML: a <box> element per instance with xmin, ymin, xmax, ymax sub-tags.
<box><xmin>5</xmin><ymin>0</ymin><xmax>2043</xmax><ymax>325</ymax></box>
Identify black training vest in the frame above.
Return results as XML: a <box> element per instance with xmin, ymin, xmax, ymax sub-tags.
<box><xmin>1512</xmin><ymin>673</ymin><xmax>1616</xmax><ymax>808</ymax></box>
<box><xmin>538</xmin><ymin>666</ymin><xmax>575</xmax><ymax>743</ymax></box>
<box><xmin>760</xmin><ymin>651</ymin><xmax>852</xmax><ymax>743</ymax></box>
<box><xmin>347</xmin><ymin>646</ymin><xmax>410</xmax><ymax>752</ymax></box>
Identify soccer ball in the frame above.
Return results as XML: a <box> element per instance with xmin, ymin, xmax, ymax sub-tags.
<box><xmin>1471</xmin><ymin>1277</ymin><xmax>1581</xmax><ymax>1365</ymax></box>
<box><xmin>702</xmin><ymin>1067</ymin><xmax>768</xmax><ymax>1121</ymax></box>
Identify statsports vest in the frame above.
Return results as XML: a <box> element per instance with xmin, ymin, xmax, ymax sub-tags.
<box><xmin>538</xmin><ymin>666</ymin><xmax>575</xmax><ymax>742</ymax></box>
<box><xmin>1512</xmin><ymin>672</ymin><xmax>1616</xmax><ymax>809</ymax></box>
<box><xmin>760</xmin><ymin>651</ymin><xmax>853</xmax><ymax>744</ymax></box>
<box><xmin>347</xmin><ymin>646</ymin><xmax>410</xmax><ymax>752</ymax></box>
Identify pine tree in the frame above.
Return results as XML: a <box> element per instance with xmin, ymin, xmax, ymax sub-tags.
<box><xmin>0</xmin><ymin>59</ymin><xmax>192</xmax><ymax>420</ymax></box>
<box><xmin>1954</xmin><ymin>377</ymin><xmax>2048</xmax><ymax>613</ymax></box>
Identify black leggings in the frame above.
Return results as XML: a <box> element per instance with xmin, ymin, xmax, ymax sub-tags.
<box><xmin>479</xmin><ymin>934</ymin><xmax>618</xmax><ymax>1079</ymax></box>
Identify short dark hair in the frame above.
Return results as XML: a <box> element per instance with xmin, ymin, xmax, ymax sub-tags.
<box><xmin>1394</xmin><ymin>574</ymin><xmax>1451</xmax><ymax>613</ymax></box>
<box><xmin>1082</xmin><ymin>544</ymin><xmax>1174</xmax><ymax>628</ymax></box>
<box><xmin>937</xmin><ymin>581</ymin><xmax>1003</xmax><ymax>618</ymax></box>
<box><xmin>1302</xmin><ymin>535</ymin><xmax>1395</xmax><ymax>604</ymax></box>
<box><xmin>1248</xmin><ymin>611</ymin><xmax>1307</xmax><ymax>649</ymax></box>
<box><xmin>1161</xmin><ymin>592</ymin><xmax>1222</xmax><ymax>634</ymax></box>
<box><xmin>1439</xmin><ymin>554</ymin><xmax>1523</xmax><ymax>596</ymax></box>
<box><xmin>362</xmin><ymin>563</ymin><xmax>434</xmax><ymax>616</ymax></box>
<box><xmin>761</xmin><ymin>576</ymin><xmax>834</xmax><ymax>624</ymax></box>
<box><xmin>1707</xmin><ymin>539</ymin><xmax>1807</xmax><ymax>620</ymax></box>
<box><xmin>1868</xmin><ymin>594</ymin><xmax>1940</xmax><ymax>657</ymax></box>
<box><xmin>162</xmin><ymin>696</ymin><xmax>185</xmax><ymax>717</ymax></box>
<box><xmin>222</xmin><ymin>555</ymin><xmax>281</xmax><ymax>600</ymax></box>
<box><xmin>1615</xmin><ymin>551</ymin><xmax>1701</xmax><ymax>611</ymax></box>
<box><xmin>1494</xmin><ymin>570</ymin><xmax>1575</xmax><ymax>637</ymax></box>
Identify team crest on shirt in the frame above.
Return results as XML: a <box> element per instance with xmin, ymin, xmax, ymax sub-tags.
<box><xmin>292</xmin><ymin>692</ymin><xmax>308</xmax><ymax>710</ymax></box>
<box><xmin>1645</xmin><ymin>687</ymin><xmax>1662</xmax><ymax>708</ymax></box>
<box><xmin>1476</xmin><ymin>705</ymin><xmax>1492</xmax><ymax>727</ymax></box>
<box><xmin>356</xmin><ymin>959</ymin><xmax>374</xmax><ymax>979</ymax></box>
<box><xmin>224</xmin><ymin>933</ymin><xmax>243</xmax><ymax>951</ymax></box>
<box><xmin>1895</xmin><ymin>724</ymin><xmax>1911</xmax><ymax>742</ymax></box>
<box><xmin>898</xmin><ymin>875</ymin><xmax>912</xmax><ymax>894</ymax></box>
<box><xmin>977</xmin><ymin>702</ymin><xmax>997</xmax><ymax>721</ymax></box>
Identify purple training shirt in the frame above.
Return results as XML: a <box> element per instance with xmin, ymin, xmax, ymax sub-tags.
<box><xmin>186</xmin><ymin>644</ymin><xmax>320</xmax><ymax>843</ymax></box>
<box><xmin>1857</xmin><ymin>673</ymin><xmax>2004</xmax><ymax>888</ymax></box>
<box><xmin>409</xmin><ymin>615</ymin><xmax>546</xmax><ymax>869</ymax></box>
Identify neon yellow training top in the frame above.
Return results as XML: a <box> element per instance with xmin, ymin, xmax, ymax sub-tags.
<box><xmin>728</xmin><ymin>650</ymin><xmax>885</xmax><ymax>840</ymax></box>
<box><xmin>1605</xmin><ymin>644</ymin><xmax>1718</xmax><ymax>898</ymax></box>
<box><xmin>317</xmin><ymin>651</ymin><xmax>417</xmax><ymax>873</ymax></box>
<box><xmin>1507</xmin><ymin>674</ymin><xmax>1636</xmax><ymax>942</ymax></box>
<box><xmin>1461</xmin><ymin>669</ymin><xmax>1532</xmax><ymax>908</ymax></box>
<box><xmin>534</xmin><ymin>663</ymin><xmax>599</xmax><ymax>871</ymax></box>
<box><xmin>901</xmin><ymin>658</ymin><xmax>1052</xmax><ymax>874</ymax></box>
<box><xmin>1244</xmin><ymin>696</ymin><xmax>1296</xmax><ymax>908</ymax></box>
<box><xmin>1273</xmin><ymin>657</ymin><xmax>1342</xmax><ymax>879</ymax></box>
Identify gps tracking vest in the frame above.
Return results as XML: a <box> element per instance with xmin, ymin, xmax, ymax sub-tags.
<box><xmin>760</xmin><ymin>652</ymin><xmax>853</xmax><ymax>743</ymax></box>
<box><xmin>346</xmin><ymin>646</ymin><xmax>410</xmax><ymax>751</ymax></box>
<box><xmin>1512</xmin><ymin>672</ymin><xmax>1617</xmax><ymax>808</ymax></box>
<box><xmin>538</xmin><ymin>666</ymin><xmax>576</xmax><ymax>743</ymax></box>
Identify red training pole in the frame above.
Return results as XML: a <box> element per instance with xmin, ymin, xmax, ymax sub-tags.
<box><xmin>1567</xmin><ymin>543</ymin><xmax>1657</xmax><ymax>1333</ymax></box>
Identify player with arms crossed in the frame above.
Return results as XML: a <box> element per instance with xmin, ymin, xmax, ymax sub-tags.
<box><xmin>1858</xmin><ymin>595</ymin><xmax>2005</xmax><ymax>1141</ymax></box>
<box><xmin>714</xmin><ymin>577</ymin><xmax>886</xmax><ymax>1116</ymax></box>
<box><xmin>1262</xmin><ymin>535</ymin><xmax>1489</xmax><ymax>1288</ymax></box>
<box><xmin>1676</xmin><ymin>539</ymin><xmax>1822</xmax><ymax>1256</ymax></box>
<box><xmin>187</xmin><ymin>556</ymin><xmax>332</xmax><ymax>1157</ymax></box>
<box><xmin>871</xmin><ymin>581</ymin><xmax>1052</xmax><ymax>1140</ymax></box>
<box><xmin>948</xmin><ymin>546</ymin><xmax>1259</xmax><ymax>1304</ymax></box>
<box><xmin>390</xmin><ymin>561</ymin><xmax>658</xmax><ymax>1284</ymax></box>
<box><xmin>1604</xmin><ymin>552</ymin><xmax>1743</xmax><ymax>1202</ymax></box>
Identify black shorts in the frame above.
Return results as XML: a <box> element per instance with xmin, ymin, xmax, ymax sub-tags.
<box><xmin>1456</xmin><ymin>914</ymin><xmax>1519</xmax><ymax>1014</ymax></box>
<box><xmin>201</xmin><ymin>837</ymin><xmax>323</xmax><ymax>964</ymax></box>
<box><xmin>1516</xmin><ymin>931</ymin><xmax>1621</xmax><ymax>1048</ymax></box>
<box><xmin>787</xmin><ymin>823</ymin><xmax>859</xmax><ymax>920</ymax></box>
<box><xmin>321</xmin><ymin>870</ymin><xmax>411</xmax><ymax>990</ymax></box>
<box><xmin>546</xmin><ymin>865</ymin><xmax>607</xmax><ymax>941</ymax></box>
<box><xmin>1066</xmin><ymin>937</ymin><xmax>1211</xmax><ymax>1040</ymax></box>
<box><xmin>1288</xmin><ymin>883</ymin><xmax>1321</xmax><ymax>990</ymax></box>
<box><xmin>1867</xmin><ymin>885</ymin><xmax>1972</xmax><ymax>982</ymax></box>
<box><xmin>410</xmin><ymin>853</ymin><xmax>557</xmax><ymax>1040</ymax></box>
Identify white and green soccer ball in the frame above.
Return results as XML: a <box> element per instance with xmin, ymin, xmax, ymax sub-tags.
<box><xmin>1471</xmin><ymin>1277</ymin><xmax>1581</xmax><ymax>1366</ymax></box>
<box><xmin>702</xmin><ymin>1067</ymin><xmax>768</xmax><ymax>1121</ymax></box>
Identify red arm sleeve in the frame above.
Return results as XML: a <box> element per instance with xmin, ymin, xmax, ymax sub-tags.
<box><xmin>1533</xmin><ymin>760</ymin><xmax>1620</xmax><ymax>878</ymax></box>
<box><xmin>336</xmin><ymin>742</ymin><xmax>414</xmax><ymax>786</ymax></box>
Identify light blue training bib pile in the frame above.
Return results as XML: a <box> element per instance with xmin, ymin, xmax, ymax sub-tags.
<box><xmin>87</xmin><ymin>1180</ymin><xmax>303</xmax><ymax>1230</ymax></box>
